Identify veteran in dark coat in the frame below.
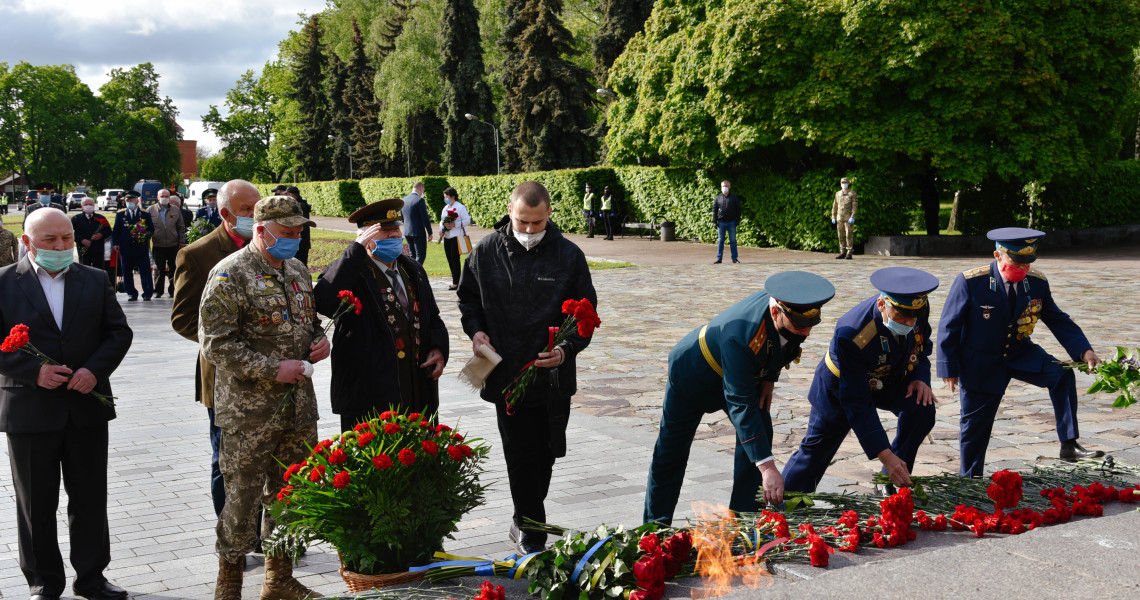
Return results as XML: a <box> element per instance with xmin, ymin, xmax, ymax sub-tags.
<box><xmin>643</xmin><ymin>271</ymin><xmax>835</xmax><ymax>525</ymax></box>
<box><xmin>937</xmin><ymin>228</ymin><xmax>1103</xmax><ymax>477</ymax></box>
<box><xmin>314</xmin><ymin>198</ymin><xmax>448</xmax><ymax>432</ymax></box>
<box><xmin>111</xmin><ymin>191</ymin><xmax>155</xmax><ymax>301</ymax></box>
<box><xmin>783</xmin><ymin>267</ymin><xmax>939</xmax><ymax>495</ymax></box>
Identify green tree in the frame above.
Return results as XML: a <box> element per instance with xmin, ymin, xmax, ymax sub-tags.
<box><xmin>439</xmin><ymin>0</ymin><xmax>498</xmax><ymax>175</ymax></box>
<box><xmin>202</xmin><ymin>70</ymin><xmax>284</xmax><ymax>183</ymax></box>
<box><xmin>607</xmin><ymin>0</ymin><xmax>1140</xmax><ymax>233</ymax></box>
<box><xmin>99</xmin><ymin>62</ymin><xmax>180</xmax><ymax>138</ymax></box>
<box><xmin>500</xmin><ymin>0</ymin><xmax>597</xmax><ymax>172</ymax></box>
<box><xmin>89</xmin><ymin>107</ymin><xmax>182</xmax><ymax>187</ymax></box>
<box><xmin>344</xmin><ymin>18</ymin><xmax>386</xmax><ymax>178</ymax></box>
<box><xmin>592</xmin><ymin>0</ymin><xmax>652</xmax><ymax>86</ymax></box>
<box><xmin>291</xmin><ymin>15</ymin><xmax>333</xmax><ymax>182</ymax></box>
<box><xmin>327</xmin><ymin>49</ymin><xmax>353</xmax><ymax>179</ymax></box>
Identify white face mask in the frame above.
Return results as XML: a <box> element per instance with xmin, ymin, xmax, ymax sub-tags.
<box><xmin>82</xmin><ymin>205</ymin><xmax>95</xmax><ymax>214</ymax></box>
<box><xmin>158</xmin><ymin>197</ymin><xmax>170</xmax><ymax>206</ymax></box>
<box><xmin>841</xmin><ymin>183</ymin><xmax>850</xmax><ymax>190</ymax></box>
<box><xmin>513</xmin><ymin>229</ymin><xmax>546</xmax><ymax>250</ymax></box>
<box><xmin>721</xmin><ymin>187</ymin><xmax>730</xmax><ymax>194</ymax></box>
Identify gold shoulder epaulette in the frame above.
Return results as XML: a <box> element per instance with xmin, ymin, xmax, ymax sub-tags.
<box><xmin>963</xmin><ymin>265</ymin><xmax>989</xmax><ymax>279</ymax></box>
<box><xmin>1028</xmin><ymin>268</ymin><xmax>1047</xmax><ymax>281</ymax></box>
<box><xmin>853</xmin><ymin>320</ymin><xmax>878</xmax><ymax>349</ymax></box>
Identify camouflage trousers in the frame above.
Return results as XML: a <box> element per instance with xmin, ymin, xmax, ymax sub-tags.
<box><xmin>215</xmin><ymin>421</ymin><xmax>317</xmax><ymax>563</ymax></box>
<box><xmin>836</xmin><ymin>221</ymin><xmax>854</xmax><ymax>252</ymax></box>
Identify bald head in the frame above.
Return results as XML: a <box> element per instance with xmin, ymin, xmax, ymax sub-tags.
<box><xmin>23</xmin><ymin>207</ymin><xmax>74</xmax><ymax>272</ymax></box>
<box><xmin>24</xmin><ymin>207</ymin><xmax>72</xmax><ymax>239</ymax></box>
<box><xmin>218</xmin><ymin>180</ymin><xmax>260</xmax><ymax>213</ymax></box>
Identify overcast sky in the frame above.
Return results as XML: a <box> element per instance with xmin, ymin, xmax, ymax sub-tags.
<box><xmin>0</xmin><ymin>0</ymin><xmax>328</xmax><ymax>153</ymax></box>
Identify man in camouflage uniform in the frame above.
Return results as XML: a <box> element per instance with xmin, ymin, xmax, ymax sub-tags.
<box><xmin>0</xmin><ymin>218</ymin><xmax>17</xmax><ymax>267</ymax></box>
<box><xmin>199</xmin><ymin>196</ymin><xmax>328</xmax><ymax>600</ymax></box>
<box><xmin>831</xmin><ymin>176</ymin><xmax>858</xmax><ymax>260</ymax></box>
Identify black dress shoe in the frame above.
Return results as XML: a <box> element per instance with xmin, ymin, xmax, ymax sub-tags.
<box><xmin>874</xmin><ymin>483</ymin><xmax>897</xmax><ymax>497</ymax></box>
<box><xmin>127</xmin><ymin>297</ymin><xmax>137</xmax><ymax>302</ymax></box>
<box><xmin>713</xmin><ymin>259</ymin><xmax>722</xmax><ymax>264</ymax></box>
<box><xmin>732</xmin><ymin>259</ymin><xmax>741</xmax><ymax>264</ymax></box>
<box><xmin>153</xmin><ymin>292</ymin><xmax>162</xmax><ymax>298</ymax></box>
<box><xmin>73</xmin><ymin>580</ymin><xmax>128</xmax><ymax>600</ymax></box>
<box><xmin>31</xmin><ymin>594</ymin><xmax>61</xmax><ymax>600</ymax></box>
<box><xmin>517</xmin><ymin>539</ymin><xmax>546</xmax><ymax>555</ymax></box>
<box><xmin>1059</xmin><ymin>439</ymin><xmax>1105</xmax><ymax>461</ymax></box>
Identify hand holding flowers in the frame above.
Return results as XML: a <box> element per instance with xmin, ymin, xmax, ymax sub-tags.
<box><xmin>501</xmin><ymin>298</ymin><xmax>600</xmax><ymax>415</ymax></box>
<box><xmin>2</xmin><ymin>324</ymin><xmax>115</xmax><ymax>406</ymax></box>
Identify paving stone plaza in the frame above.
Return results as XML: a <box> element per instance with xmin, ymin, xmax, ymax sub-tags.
<box><xmin>2</xmin><ymin>226</ymin><xmax>1138</xmax><ymax>599</ymax></box>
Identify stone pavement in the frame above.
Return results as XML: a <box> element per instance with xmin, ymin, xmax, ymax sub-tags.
<box><xmin>1</xmin><ymin>226</ymin><xmax>1138</xmax><ymax>599</ymax></box>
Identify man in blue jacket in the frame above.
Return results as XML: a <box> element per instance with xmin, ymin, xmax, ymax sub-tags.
<box><xmin>783</xmin><ymin>267</ymin><xmax>939</xmax><ymax>495</ymax></box>
<box><xmin>111</xmin><ymin>191</ymin><xmax>155</xmax><ymax>301</ymax></box>
<box><xmin>937</xmin><ymin>227</ymin><xmax>1103</xmax><ymax>476</ymax></box>
<box><xmin>401</xmin><ymin>181</ymin><xmax>434</xmax><ymax>265</ymax></box>
<box><xmin>643</xmin><ymin>271</ymin><xmax>835</xmax><ymax>524</ymax></box>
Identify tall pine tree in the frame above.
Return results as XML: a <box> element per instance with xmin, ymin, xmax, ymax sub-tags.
<box><xmin>439</xmin><ymin>0</ymin><xmax>497</xmax><ymax>175</ymax></box>
<box><xmin>343</xmin><ymin>18</ymin><xmax>385</xmax><ymax>178</ymax></box>
<box><xmin>326</xmin><ymin>48</ymin><xmax>353</xmax><ymax>179</ymax></box>
<box><xmin>593</xmin><ymin>0</ymin><xmax>654</xmax><ymax>87</ymax></box>
<box><xmin>500</xmin><ymin>0</ymin><xmax>596</xmax><ymax>172</ymax></box>
<box><xmin>289</xmin><ymin>15</ymin><xmax>332</xmax><ymax>181</ymax></box>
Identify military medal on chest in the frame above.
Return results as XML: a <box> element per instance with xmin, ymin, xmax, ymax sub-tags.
<box><xmin>980</xmin><ymin>304</ymin><xmax>994</xmax><ymax>320</ymax></box>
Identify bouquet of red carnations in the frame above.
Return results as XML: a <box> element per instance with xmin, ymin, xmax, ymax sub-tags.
<box><xmin>501</xmin><ymin>298</ymin><xmax>600</xmax><ymax>415</ymax></box>
<box><xmin>1</xmin><ymin>324</ymin><xmax>115</xmax><ymax>407</ymax></box>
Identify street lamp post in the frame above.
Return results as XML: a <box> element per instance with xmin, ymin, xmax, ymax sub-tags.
<box><xmin>328</xmin><ymin>135</ymin><xmax>354</xmax><ymax>179</ymax></box>
<box><xmin>464</xmin><ymin>113</ymin><xmax>500</xmax><ymax>175</ymax></box>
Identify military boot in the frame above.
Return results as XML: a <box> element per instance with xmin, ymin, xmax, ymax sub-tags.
<box><xmin>261</xmin><ymin>555</ymin><xmax>323</xmax><ymax>600</ymax></box>
<box><xmin>215</xmin><ymin>555</ymin><xmax>245</xmax><ymax>600</ymax></box>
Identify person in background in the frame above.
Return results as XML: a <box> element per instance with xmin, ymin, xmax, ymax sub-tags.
<box><xmin>195</xmin><ymin>189</ymin><xmax>224</xmax><ymax>228</ymax></box>
<box><xmin>831</xmin><ymin>177</ymin><xmax>858</xmax><ymax>260</ymax></box>
<box><xmin>401</xmin><ymin>181</ymin><xmax>434</xmax><ymax>265</ymax></box>
<box><xmin>0</xmin><ymin>217</ymin><xmax>18</xmax><ymax>267</ymax></box>
<box><xmin>283</xmin><ymin>186</ymin><xmax>313</xmax><ymax>267</ymax></box>
<box><xmin>712</xmin><ymin>180</ymin><xmax>741</xmax><ymax>264</ymax></box>
<box><xmin>112</xmin><ymin>191</ymin><xmax>154</xmax><ymax>301</ymax></box>
<box><xmin>582</xmin><ymin>183</ymin><xmax>596</xmax><ymax>238</ymax></box>
<box><xmin>147</xmin><ymin>189</ymin><xmax>186</xmax><ymax>299</ymax></box>
<box><xmin>170</xmin><ymin>194</ymin><xmax>194</xmax><ymax>230</ymax></box>
<box><xmin>72</xmin><ymin>197</ymin><xmax>111</xmax><ymax>272</ymax></box>
<box><xmin>438</xmin><ymin>187</ymin><xmax>472</xmax><ymax>291</ymax></box>
<box><xmin>600</xmin><ymin>185</ymin><xmax>615</xmax><ymax>241</ymax></box>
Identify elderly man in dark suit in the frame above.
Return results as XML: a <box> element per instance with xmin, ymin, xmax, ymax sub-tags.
<box><xmin>401</xmin><ymin>181</ymin><xmax>434</xmax><ymax>264</ymax></box>
<box><xmin>171</xmin><ymin>179</ymin><xmax>259</xmax><ymax>517</ymax></box>
<box><xmin>0</xmin><ymin>207</ymin><xmax>133</xmax><ymax>600</ymax></box>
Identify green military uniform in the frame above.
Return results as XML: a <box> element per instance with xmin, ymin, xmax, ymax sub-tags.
<box><xmin>200</xmin><ymin>236</ymin><xmax>322</xmax><ymax>563</ymax></box>
<box><xmin>831</xmin><ymin>178</ymin><xmax>859</xmax><ymax>258</ymax></box>
<box><xmin>0</xmin><ymin>227</ymin><xmax>17</xmax><ymax>267</ymax></box>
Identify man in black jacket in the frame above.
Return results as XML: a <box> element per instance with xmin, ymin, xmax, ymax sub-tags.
<box><xmin>0</xmin><ymin>207</ymin><xmax>134</xmax><ymax>600</ymax></box>
<box><xmin>457</xmin><ymin>181</ymin><xmax>598</xmax><ymax>556</ymax></box>
<box><xmin>314</xmin><ymin>198</ymin><xmax>448</xmax><ymax>432</ymax></box>
<box><xmin>71</xmin><ymin>197</ymin><xmax>111</xmax><ymax>271</ymax></box>
<box><xmin>713</xmin><ymin>180</ymin><xmax>741</xmax><ymax>264</ymax></box>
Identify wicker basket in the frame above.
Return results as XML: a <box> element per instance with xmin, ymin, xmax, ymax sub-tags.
<box><xmin>337</xmin><ymin>553</ymin><xmax>425</xmax><ymax>593</ymax></box>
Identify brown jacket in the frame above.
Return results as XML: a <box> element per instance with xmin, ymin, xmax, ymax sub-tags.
<box><xmin>147</xmin><ymin>203</ymin><xmax>187</xmax><ymax>247</ymax></box>
<box><xmin>171</xmin><ymin>224</ymin><xmax>241</xmax><ymax>408</ymax></box>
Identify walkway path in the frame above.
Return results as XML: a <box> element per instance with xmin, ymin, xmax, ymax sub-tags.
<box><xmin>1</xmin><ymin>224</ymin><xmax>1137</xmax><ymax>598</ymax></box>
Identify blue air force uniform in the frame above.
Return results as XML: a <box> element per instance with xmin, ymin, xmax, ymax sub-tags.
<box><xmin>937</xmin><ymin>228</ymin><xmax>1099</xmax><ymax>476</ymax></box>
<box><xmin>644</xmin><ymin>272</ymin><xmax>834</xmax><ymax>524</ymax></box>
<box><xmin>112</xmin><ymin>191</ymin><xmax>155</xmax><ymax>300</ymax></box>
<box><xmin>783</xmin><ymin>267</ymin><xmax>939</xmax><ymax>492</ymax></box>
<box><xmin>195</xmin><ymin>189</ymin><xmax>223</xmax><ymax>228</ymax></box>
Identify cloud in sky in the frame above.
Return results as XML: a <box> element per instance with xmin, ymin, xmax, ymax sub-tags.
<box><xmin>0</xmin><ymin>0</ymin><xmax>327</xmax><ymax>158</ymax></box>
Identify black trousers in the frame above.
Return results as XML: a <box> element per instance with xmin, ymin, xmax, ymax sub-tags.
<box><xmin>7</xmin><ymin>420</ymin><xmax>111</xmax><ymax>597</ymax></box>
<box><xmin>152</xmin><ymin>245</ymin><xmax>178</xmax><ymax>296</ymax></box>
<box><xmin>494</xmin><ymin>395</ymin><xmax>566</xmax><ymax>544</ymax></box>
<box><xmin>79</xmin><ymin>244</ymin><xmax>104</xmax><ymax>271</ymax></box>
<box><xmin>443</xmin><ymin>237</ymin><xmax>462</xmax><ymax>286</ymax></box>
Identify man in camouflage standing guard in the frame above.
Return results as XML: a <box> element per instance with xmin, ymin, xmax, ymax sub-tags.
<box><xmin>200</xmin><ymin>196</ymin><xmax>328</xmax><ymax>600</ymax></box>
<box><xmin>831</xmin><ymin>177</ymin><xmax>858</xmax><ymax>259</ymax></box>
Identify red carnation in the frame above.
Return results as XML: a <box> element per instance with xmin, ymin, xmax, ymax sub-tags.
<box><xmin>460</xmin><ymin>445</ymin><xmax>474</xmax><ymax>458</ymax></box>
<box><xmin>373</xmin><ymin>453</ymin><xmax>393</xmax><ymax>470</ymax></box>
<box><xmin>561</xmin><ymin>299</ymin><xmax>580</xmax><ymax>315</ymax></box>
<box><xmin>398</xmin><ymin>448</ymin><xmax>416</xmax><ymax>465</ymax></box>
<box><xmin>357</xmin><ymin>432</ymin><xmax>376</xmax><ymax>446</ymax></box>
<box><xmin>435</xmin><ymin>424</ymin><xmax>452</xmax><ymax>435</ymax></box>
<box><xmin>472</xmin><ymin>580</ymin><xmax>505</xmax><ymax>600</ymax></box>
<box><xmin>808</xmin><ymin>533</ymin><xmax>833</xmax><ymax>567</ymax></box>
<box><xmin>333</xmin><ymin>471</ymin><xmax>351</xmax><ymax>489</ymax></box>
<box><xmin>384</xmin><ymin>423</ymin><xmax>401</xmax><ymax>434</ymax></box>
<box><xmin>408</xmin><ymin>412</ymin><xmax>422</xmax><ymax>422</ymax></box>
<box><xmin>421</xmin><ymin>440</ymin><xmax>438</xmax><ymax>456</ymax></box>
<box><xmin>1</xmin><ymin>324</ymin><xmax>30</xmax><ymax>352</ymax></box>
<box><xmin>353</xmin><ymin>422</ymin><xmax>372</xmax><ymax>432</ymax></box>
<box><xmin>308</xmin><ymin>465</ymin><xmax>326</xmax><ymax>482</ymax></box>
<box><xmin>328</xmin><ymin>449</ymin><xmax>347</xmax><ymax>465</ymax></box>
<box><xmin>379</xmin><ymin>410</ymin><xmax>393</xmax><ymax>420</ymax></box>
<box><xmin>277</xmin><ymin>486</ymin><xmax>293</xmax><ymax>501</ymax></box>
<box><xmin>452</xmin><ymin>433</ymin><xmax>464</xmax><ymax>442</ymax></box>
<box><xmin>283</xmin><ymin>463</ymin><xmax>303</xmax><ymax>482</ymax></box>
<box><xmin>447</xmin><ymin>446</ymin><xmax>464</xmax><ymax>461</ymax></box>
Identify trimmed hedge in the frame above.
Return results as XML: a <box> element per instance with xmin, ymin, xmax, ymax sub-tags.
<box><xmin>256</xmin><ymin>180</ymin><xmax>365</xmax><ymax>217</ymax></box>
<box><xmin>1037</xmin><ymin>161</ymin><xmax>1140</xmax><ymax>230</ymax></box>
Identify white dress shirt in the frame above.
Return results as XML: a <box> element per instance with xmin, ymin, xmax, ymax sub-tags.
<box><xmin>438</xmin><ymin>201</ymin><xmax>472</xmax><ymax>239</ymax></box>
<box><xmin>31</xmin><ymin>256</ymin><xmax>68</xmax><ymax>330</ymax></box>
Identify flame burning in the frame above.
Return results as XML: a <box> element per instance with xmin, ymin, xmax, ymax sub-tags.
<box><xmin>689</xmin><ymin>502</ymin><xmax>774</xmax><ymax>598</ymax></box>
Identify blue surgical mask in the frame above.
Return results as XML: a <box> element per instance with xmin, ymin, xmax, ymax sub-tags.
<box><xmin>883</xmin><ymin>315</ymin><xmax>913</xmax><ymax>337</ymax></box>
<box><xmin>233</xmin><ymin>216</ymin><xmax>255</xmax><ymax>238</ymax></box>
<box><xmin>33</xmin><ymin>247</ymin><xmax>74</xmax><ymax>272</ymax></box>
<box><xmin>371</xmin><ymin>238</ymin><xmax>404</xmax><ymax>263</ymax></box>
<box><xmin>263</xmin><ymin>228</ymin><xmax>300</xmax><ymax>260</ymax></box>
<box><xmin>125</xmin><ymin>202</ymin><xmax>136</xmax><ymax>211</ymax></box>
<box><xmin>39</xmin><ymin>196</ymin><xmax>50</xmax><ymax>205</ymax></box>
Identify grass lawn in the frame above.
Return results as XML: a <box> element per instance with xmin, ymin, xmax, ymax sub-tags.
<box><xmin>307</xmin><ymin>228</ymin><xmax>632</xmax><ymax>281</ymax></box>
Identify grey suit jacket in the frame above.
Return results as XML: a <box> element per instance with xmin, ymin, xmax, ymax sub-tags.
<box><xmin>0</xmin><ymin>257</ymin><xmax>133</xmax><ymax>433</ymax></box>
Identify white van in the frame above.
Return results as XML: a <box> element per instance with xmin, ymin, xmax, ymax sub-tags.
<box><xmin>186</xmin><ymin>181</ymin><xmax>227</xmax><ymax>209</ymax></box>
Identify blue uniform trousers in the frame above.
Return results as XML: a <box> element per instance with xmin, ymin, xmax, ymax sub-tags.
<box><xmin>644</xmin><ymin>379</ymin><xmax>766</xmax><ymax>524</ymax></box>
<box><xmin>119</xmin><ymin>254</ymin><xmax>153</xmax><ymax>299</ymax></box>
<box><xmin>959</xmin><ymin>361</ymin><xmax>1078</xmax><ymax>476</ymax></box>
<box><xmin>783</xmin><ymin>390</ymin><xmax>935</xmax><ymax>493</ymax></box>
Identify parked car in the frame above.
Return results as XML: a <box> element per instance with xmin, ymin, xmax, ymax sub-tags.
<box><xmin>65</xmin><ymin>192</ymin><xmax>88</xmax><ymax>211</ymax></box>
<box><xmin>97</xmin><ymin>189</ymin><xmax>126</xmax><ymax>211</ymax></box>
